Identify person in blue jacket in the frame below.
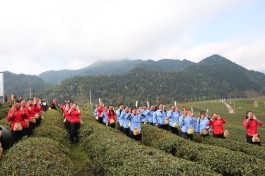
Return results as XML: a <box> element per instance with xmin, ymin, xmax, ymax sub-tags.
<box><xmin>128</xmin><ymin>107</ymin><xmax>146</xmax><ymax>141</ymax></box>
<box><xmin>140</xmin><ymin>104</ymin><xmax>149</xmax><ymax>123</ymax></box>
<box><xmin>121</xmin><ymin>106</ymin><xmax>131</xmax><ymax>136</ymax></box>
<box><xmin>179</xmin><ymin>107</ymin><xmax>196</xmax><ymax>141</ymax></box>
<box><xmin>101</xmin><ymin>107</ymin><xmax>109</xmax><ymax>125</ymax></box>
<box><xmin>167</xmin><ymin>105</ymin><xmax>182</xmax><ymax>135</ymax></box>
<box><xmin>147</xmin><ymin>105</ymin><xmax>155</xmax><ymax>125</ymax></box>
<box><xmin>116</xmin><ymin>103</ymin><xmax>124</xmax><ymax>132</ymax></box>
<box><xmin>196</xmin><ymin>111</ymin><xmax>210</xmax><ymax>138</ymax></box>
<box><xmin>188</xmin><ymin>110</ymin><xmax>197</xmax><ymax>130</ymax></box>
<box><xmin>153</xmin><ymin>103</ymin><xmax>169</xmax><ymax>130</ymax></box>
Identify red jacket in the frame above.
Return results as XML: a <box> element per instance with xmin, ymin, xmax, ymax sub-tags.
<box><xmin>22</xmin><ymin>106</ymin><xmax>35</xmax><ymax>123</ymax></box>
<box><xmin>34</xmin><ymin>104</ymin><xmax>42</xmax><ymax>117</ymax></box>
<box><xmin>68</xmin><ymin>109</ymin><xmax>81</xmax><ymax>123</ymax></box>
<box><xmin>106</xmin><ymin>110</ymin><xmax>116</xmax><ymax>123</ymax></box>
<box><xmin>209</xmin><ymin>118</ymin><xmax>226</xmax><ymax>135</ymax></box>
<box><xmin>243</xmin><ymin>119</ymin><xmax>263</xmax><ymax>136</ymax></box>
<box><xmin>97</xmin><ymin>106</ymin><xmax>105</xmax><ymax>118</ymax></box>
<box><xmin>6</xmin><ymin>108</ymin><xmax>28</xmax><ymax>129</ymax></box>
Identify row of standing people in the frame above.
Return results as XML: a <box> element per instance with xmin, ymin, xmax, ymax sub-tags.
<box><xmin>5</xmin><ymin>98</ymin><xmax>44</xmax><ymax>145</ymax></box>
<box><xmin>94</xmin><ymin>103</ymin><xmax>227</xmax><ymax>141</ymax></box>
<box><xmin>95</xmin><ymin>102</ymin><xmax>263</xmax><ymax>145</ymax></box>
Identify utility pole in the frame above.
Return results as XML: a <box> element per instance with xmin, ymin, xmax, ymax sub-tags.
<box><xmin>89</xmin><ymin>89</ymin><xmax>92</xmax><ymax>109</ymax></box>
<box><xmin>234</xmin><ymin>100</ymin><xmax>236</xmax><ymax>113</ymax></box>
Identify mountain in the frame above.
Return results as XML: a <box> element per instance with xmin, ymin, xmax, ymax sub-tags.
<box><xmin>38</xmin><ymin>59</ymin><xmax>195</xmax><ymax>84</ymax></box>
<box><xmin>3</xmin><ymin>71</ymin><xmax>51</xmax><ymax>99</ymax></box>
<box><xmin>40</xmin><ymin>55</ymin><xmax>265</xmax><ymax>105</ymax></box>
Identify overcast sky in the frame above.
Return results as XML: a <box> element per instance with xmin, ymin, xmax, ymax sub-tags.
<box><xmin>0</xmin><ymin>0</ymin><xmax>265</xmax><ymax>75</ymax></box>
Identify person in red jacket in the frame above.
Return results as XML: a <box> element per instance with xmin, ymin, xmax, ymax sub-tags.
<box><xmin>68</xmin><ymin>103</ymin><xmax>81</xmax><ymax>143</ymax></box>
<box><xmin>96</xmin><ymin>102</ymin><xmax>105</xmax><ymax>124</ymax></box>
<box><xmin>209</xmin><ymin>113</ymin><xmax>226</xmax><ymax>138</ymax></box>
<box><xmin>106</xmin><ymin>105</ymin><xmax>116</xmax><ymax>129</ymax></box>
<box><xmin>6</xmin><ymin>100</ymin><xmax>27</xmax><ymax>145</ymax></box>
<box><xmin>243</xmin><ymin>111</ymin><xmax>263</xmax><ymax>146</ymax></box>
<box><xmin>33</xmin><ymin>97</ymin><xmax>42</xmax><ymax>127</ymax></box>
<box><xmin>63</xmin><ymin>102</ymin><xmax>71</xmax><ymax>134</ymax></box>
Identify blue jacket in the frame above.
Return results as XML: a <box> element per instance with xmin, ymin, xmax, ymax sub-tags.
<box><xmin>121</xmin><ymin>111</ymin><xmax>131</xmax><ymax>128</ymax></box>
<box><xmin>101</xmin><ymin>111</ymin><xmax>108</xmax><ymax>124</ymax></box>
<box><xmin>116</xmin><ymin>109</ymin><xmax>124</xmax><ymax>125</ymax></box>
<box><xmin>167</xmin><ymin>110</ymin><xmax>182</xmax><ymax>127</ymax></box>
<box><xmin>146</xmin><ymin>110</ymin><xmax>155</xmax><ymax>123</ymax></box>
<box><xmin>196</xmin><ymin>117</ymin><xmax>210</xmax><ymax>134</ymax></box>
<box><xmin>128</xmin><ymin>114</ymin><xmax>146</xmax><ymax>131</ymax></box>
<box><xmin>140</xmin><ymin>109</ymin><xmax>149</xmax><ymax>122</ymax></box>
<box><xmin>179</xmin><ymin>115</ymin><xmax>197</xmax><ymax>133</ymax></box>
<box><xmin>153</xmin><ymin>110</ymin><xmax>167</xmax><ymax>125</ymax></box>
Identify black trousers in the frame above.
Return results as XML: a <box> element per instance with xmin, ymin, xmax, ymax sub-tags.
<box><xmin>158</xmin><ymin>124</ymin><xmax>169</xmax><ymax>131</ymax></box>
<box><xmin>70</xmin><ymin>122</ymin><xmax>80</xmax><ymax>143</ymax></box>
<box><xmin>98</xmin><ymin>117</ymin><xmax>103</xmax><ymax>124</ymax></box>
<box><xmin>108</xmin><ymin>123</ymin><xmax>116</xmax><ymax>129</ymax></box>
<box><xmin>35</xmin><ymin>118</ymin><xmax>42</xmax><ymax>127</ymax></box>
<box><xmin>201</xmin><ymin>134</ymin><xmax>210</xmax><ymax>138</ymax></box>
<box><xmin>11</xmin><ymin>130</ymin><xmax>23</xmax><ymax>145</ymax></box>
<box><xmin>129</xmin><ymin>130</ymin><xmax>142</xmax><ymax>141</ymax></box>
<box><xmin>246</xmin><ymin>134</ymin><xmax>261</xmax><ymax>146</ymax></box>
<box><xmin>213</xmin><ymin>133</ymin><xmax>225</xmax><ymax>139</ymax></box>
<box><xmin>169</xmin><ymin>126</ymin><xmax>179</xmax><ymax>135</ymax></box>
<box><xmin>123</xmin><ymin>128</ymin><xmax>130</xmax><ymax>136</ymax></box>
<box><xmin>182</xmin><ymin>132</ymin><xmax>194</xmax><ymax>141</ymax></box>
<box><xmin>26</xmin><ymin>123</ymin><xmax>35</xmax><ymax>136</ymax></box>
<box><xmin>117</xmin><ymin>123</ymin><xmax>124</xmax><ymax>132</ymax></box>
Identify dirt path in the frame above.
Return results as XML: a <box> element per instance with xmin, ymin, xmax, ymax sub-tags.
<box><xmin>222</xmin><ymin>101</ymin><xmax>234</xmax><ymax>113</ymax></box>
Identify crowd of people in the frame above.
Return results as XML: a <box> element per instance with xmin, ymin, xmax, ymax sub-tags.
<box><xmin>0</xmin><ymin>98</ymin><xmax>263</xmax><ymax>158</ymax></box>
<box><xmin>0</xmin><ymin>97</ymin><xmax>47</xmax><ymax>158</ymax></box>
<box><xmin>94</xmin><ymin>102</ymin><xmax>263</xmax><ymax>145</ymax></box>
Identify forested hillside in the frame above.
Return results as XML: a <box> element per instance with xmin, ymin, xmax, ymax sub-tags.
<box><xmin>41</xmin><ymin>55</ymin><xmax>265</xmax><ymax>105</ymax></box>
<box><xmin>3</xmin><ymin>71</ymin><xmax>50</xmax><ymax>99</ymax></box>
<box><xmin>38</xmin><ymin>59</ymin><xmax>194</xmax><ymax>84</ymax></box>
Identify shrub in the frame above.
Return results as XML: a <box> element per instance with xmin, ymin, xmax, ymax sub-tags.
<box><xmin>0</xmin><ymin>109</ymin><xmax>8</xmax><ymax>120</ymax></box>
<box><xmin>33</xmin><ymin>109</ymin><xmax>69</xmax><ymax>146</ymax></box>
<box><xmin>80</xmin><ymin>120</ymin><xmax>218</xmax><ymax>176</ymax></box>
<box><xmin>193</xmin><ymin>134</ymin><xmax>265</xmax><ymax>160</ymax></box>
<box><xmin>141</xmin><ymin>124</ymin><xmax>265</xmax><ymax>176</ymax></box>
<box><xmin>0</xmin><ymin>137</ymin><xmax>75</xmax><ymax>176</ymax></box>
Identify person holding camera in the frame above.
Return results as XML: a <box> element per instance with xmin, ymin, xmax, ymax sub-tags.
<box><xmin>208</xmin><ymin>113</ymin><xmax>226</xmax><ymax>138</ymax></box>
<box><xmin>68</xmin><ymin>103</ymin><xmax>81</xmax><ymax>143</ymax></box>
<box><xmin>243</xmin><ymin>111</ymin><xmax>263</xmax><ymax>146</ymax></box>
<box><xmin>106</xmin><ymin>105</ymin><xmax>116</xmax><ymax>129</ymax></box>
<box><xmin>6</xmin><ymin>100</ymin><xmax>27</xmax><ymax>145</ymax></box>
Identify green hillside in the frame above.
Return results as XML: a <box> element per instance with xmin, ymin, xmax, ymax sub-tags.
<box><xmin>38</xmin><ymin>59</ymin><xmax>194</xmax><ymax>84</ymax></box>
<box><xmin>40</xmin><ymin>55</ymin><xmax>265</xmax><ymax>105</ymax></box>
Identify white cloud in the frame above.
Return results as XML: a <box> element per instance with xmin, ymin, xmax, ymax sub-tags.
<box><xmin>1</xmin><ymin>0</ymin><xmax>264</xmax><ymax>75</ymax></box>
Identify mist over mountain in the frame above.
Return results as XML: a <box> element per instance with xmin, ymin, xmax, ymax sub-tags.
<box><xmin>38</xmin><ymin>59</ymin><xmax>195</xmax><ymax>84</ymax></box>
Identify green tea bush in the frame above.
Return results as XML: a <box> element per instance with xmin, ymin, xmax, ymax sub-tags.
<box><xmin>141</xmin><ymin>124</ymin><xmax>265</xmax><ymax>176</ymax></box>
<box><xmin>33</xmin><ymin>109</ymin><xmax>69</xmax><ymax>146</ymax></box>
<box><xmin>0</xmin><ymin>137</ymin><xmax>75</xmax><ymax>176</ymax></box>
<box><xmin>193</xmin><ymin>134</ymin><xmax>265</xmax><ymax>160</ymax></box>
<box><xmin>0</xmin><ymin>108</ymin><xmax>8</xmax><ymax>120</ymax></box>
<box><xmin>80</xmin><ymin>120</ymin><xmax>219</xmax><ymax>176</ymax></box>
